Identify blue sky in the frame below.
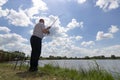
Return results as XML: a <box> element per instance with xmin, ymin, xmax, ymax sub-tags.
<box><xmin>0</xmin><ymin>0</ymin><xmax>120</xmax><ymax>57</ymax></box>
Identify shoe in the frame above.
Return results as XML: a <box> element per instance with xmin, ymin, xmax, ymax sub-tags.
<box><xmin>28</xmin><ymin>68</ymin><xmax>38</xmax><ymax>72</ymax></box>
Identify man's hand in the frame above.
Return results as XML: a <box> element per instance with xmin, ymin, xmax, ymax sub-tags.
<box><xmin>42</xmin><ymin>26</ymin><xmax>51</xmax><ymax>34</ymax></box>
<box><xmin>46</xmin><ymin>30</ymin><xmax>50</xmax><ymax>34</ymax></box>
<box><xmin>42</xmin><ymin>29</ymin><xmax>50</xmax><ymax>34</ymax></box>
<box><xmin>46</xmin><ymin>26</ymin><xmax>51</xmax><ymax>30</ymax></box>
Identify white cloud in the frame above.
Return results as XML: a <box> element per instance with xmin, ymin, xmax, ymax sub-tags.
<box><xmin>0</xmin><ymin>0</ymin><xmax>8</xmax><ymax>7</ymax></box>
<box><xmin>67</xmin><ymin>19</ymin><xmax>83</xmax><ymax>31</ymax></box>
<box><xmin>32</xmin><ymin>0</ymin><xmax>48</xmax><ymax>11</ymax></box>
<box><xmin>70</xmin><ymin>45</ymin><xmax>120</xmax><ymax>57</ymax></box>
<box><xmin>42</xmin><ymin>38</ymin><xmax>120</xmax><ymax>57</ymax></box>
<box><xmin>0</xmin><ymin>0</ymin><xmax>9</xmax><ymax>17</ymax></box>
<box><xmin>77</xmin><ymin>0</ymin><xmax>86</xmax><ymax>4</ymax></box>
<box><xmin>68</xmin><ymin>36</ymin><xmax>83</xmax><ymax>41</ymax></box>
<box><xmin>104</xmin><ymin>45</ymin><xmax>120</xmax><ymax>56</ymax></box>
<box><xmin>0</xmin><ymin>33</ymin><xmax>28</xmax><ymax>46</ymax></box>
<box><xmin>109</xmin><ymin>25</ymin><xmax>119</xmax><ymax>33</ymax></box>
<box><xmin>0</xmin><ymin>0</ymin><xmax>48</xmax><ymax>26</ymax></box>
<box><xmin>93</xmin><ymin>45</ymin><xmax>120</xmax><ymax>56</ymax></box>
<box><xmin>7</xmin><ymin>9</ymin><xmax>32</xmax><ymax>27</ymax></box>
<box><xmin>0</xmin><ymin>8</ymin><xmax>9</xmax><ymax>17</ymax></box>
<box><xmin>96</xmin><ymin>25</ymin><xmax>119</xmax><ymax>41</ymax></box>
<box><xmin>0</xmin><ymin>27</ymin><xmax>30</xmax><ymax>55</ymax></box>
<box><xmin>81</xmin><ymin>41</ymin><xmax>95</xmax><ymax>47</ymax></box>
<box><xmin>0</xmin><ymin>26</ymin><xmax>11</xmax><ymax>33</ymax></box>
<box><xmin>25</xmin><ymin>0</ymin><xmax>48</xmax><ymax>18</ymax></box>
<box><xmin>3</xmin><ymin>42</ymin><xmax>30</xmax><ymax>56</ymax></box>
<box><xmin>42</xmin><ymin>36</ymin><xmax>73</xmax><ymax>57</ymax></box>
<box><xmin>96</xmin><ymin>31</ymin><xmax>113</xmax><ymax>41</ymax></box>
<box><xmin>75</xmin><ymin>36</ymin><xmax>83</xmax><ymax>40</ymax></box>
<box><xmin>96</xmin><ymin>0</ymin><xmax>120</xmax><ymax>11</ymax></box>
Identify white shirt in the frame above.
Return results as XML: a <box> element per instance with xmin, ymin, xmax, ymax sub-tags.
<box><xmin>33</xmin><ymin>22</ymin><xmax>45</xmax><ymax>39</ymax></box>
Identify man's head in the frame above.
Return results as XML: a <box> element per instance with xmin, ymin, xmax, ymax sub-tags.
<box><xmin>39</xmin><ymin>19</ymin><xmax>44</xmax><ymax>24</ymax></box>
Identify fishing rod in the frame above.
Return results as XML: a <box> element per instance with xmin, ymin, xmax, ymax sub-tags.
<box><xmin>47</xmin><ymin>17</ymin><xmax>58</xmax><ymax>30</ymax></box>
<box><xmin>47</xmin><ymin>13</ymin><xmax>63</xmax><ymax>29</ymax></box>
<box><xmin>50</xmin><ymin>18</ymin><xmax>58</xmax><ymax>27</ymax></box>
<box><xmin>46</xmin><ymin>14</ymin><xmax>62</xmax><ymax>35</ymax></box>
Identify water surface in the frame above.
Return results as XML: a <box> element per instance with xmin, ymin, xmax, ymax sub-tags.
<box><xmin>38</xmin><ymin>60</ymin><xmax>120</xmax><ymax>74</ymax></box>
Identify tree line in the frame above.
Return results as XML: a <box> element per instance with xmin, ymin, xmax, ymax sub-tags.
<box><xmin>0</xmin><ymin>49</ymin><xmax>120</xmax><ymax>61</ymax></box>
<box><xmin>40</xmin><ymin>55</ymin><xmax>120</xmax><ymax>60</ymax></box>
<box><xmin>0</xmin><ymin>50</ymin><xmax>25</xmax><ymax>62</ymax></box>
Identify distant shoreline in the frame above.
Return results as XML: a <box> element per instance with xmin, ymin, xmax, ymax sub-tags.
<box><xmin>39</xmin><ymin>58</ymin><xmax>120</xmax><ymax>60</ymax></box>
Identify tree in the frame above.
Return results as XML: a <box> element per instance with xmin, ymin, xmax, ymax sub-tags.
<box><xmin>0</xmin><ymin>50</ymin><xmax>25</xmax><ymax>62</ymax></box>
<box><xmin>49</xmin><ymin>55</ymin><xmax>54</xmax><ymax>59</ymax></box>
<box><xmin>84</xmin><ymin>56</ymin><xmax>90</xmax><ymax>59</ymax></box>
<box><xmin>111</xmin><ymin>55</ymin><xmax>116</xmax><ymax>59</ymax></box>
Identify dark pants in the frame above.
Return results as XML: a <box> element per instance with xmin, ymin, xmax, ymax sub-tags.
<box><xmin>29</xmin><ymin>35</ymin><xmax>42</xmax><ymax>70</ymax></box>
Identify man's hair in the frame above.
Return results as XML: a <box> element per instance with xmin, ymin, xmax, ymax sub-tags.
<box><xmin>39</xmin><ymin>19</ymin><xmax>44</xmax><ymax>23</ymax></box>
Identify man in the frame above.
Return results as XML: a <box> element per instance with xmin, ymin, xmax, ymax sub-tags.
<box><xmin>29</xmin><ymin>19</ymin><xmax>50</xmax><ymax>72</ymax></box>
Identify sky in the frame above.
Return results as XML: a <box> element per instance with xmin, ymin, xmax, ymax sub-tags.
<box><xmin>0</xmin><ymin>0</ymin><xmax>120</xmax><ymax>57</ymax></box>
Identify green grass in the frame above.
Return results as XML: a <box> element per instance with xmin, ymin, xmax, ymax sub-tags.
<box><xmin>40</xmin><ymin>64</ymin><xmax>115</xmax><ymax>80</ymax></box>
<box><xmin>0</xmin><ymin>62</ymin><xmax>119</xmax><ymax>80</ymax></box>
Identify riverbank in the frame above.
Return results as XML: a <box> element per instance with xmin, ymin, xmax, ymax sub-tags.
<box><xmin>0</xmin><ymin>62</ymin><xmax>119</xmax><ymax>80</ymax></box>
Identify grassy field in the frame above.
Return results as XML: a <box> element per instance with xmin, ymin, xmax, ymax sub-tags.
<box><xmin>0</xmin><ymin>62</ymin><xmax>119</xmax><ymax>80</ymax></box>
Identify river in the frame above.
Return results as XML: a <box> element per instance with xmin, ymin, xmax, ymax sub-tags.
<box><xmin>38</xmin><ymin>60</ymin><xmax>120</xmax><ymax>74</ymax></box>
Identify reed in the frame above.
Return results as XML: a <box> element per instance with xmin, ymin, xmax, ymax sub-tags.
<box><xmin>0</xmin><ymin>62</ymin><xmax>118</xmax><ymax>80</ymax></box>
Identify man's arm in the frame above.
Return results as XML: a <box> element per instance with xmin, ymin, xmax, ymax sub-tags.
<box><xmin>42</xmin><ymin>26</ymin><xmax>51</xmax><ymax>34</ymax></box>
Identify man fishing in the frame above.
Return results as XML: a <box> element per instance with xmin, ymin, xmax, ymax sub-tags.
<box><xmin>29</xmin><ymin>19</ymin><xmax>51</xmax><ymax>72</ymax></box>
